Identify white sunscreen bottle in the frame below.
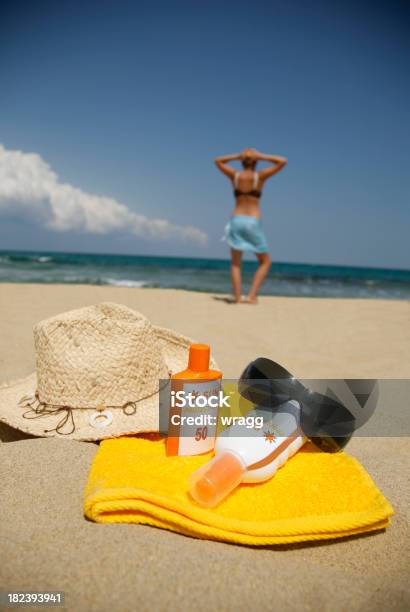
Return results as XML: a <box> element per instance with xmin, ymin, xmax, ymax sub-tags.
<box><xmin>189</xmin><ymin>401</ymin><xmax>306</xmax><ymax>507</ymax></box>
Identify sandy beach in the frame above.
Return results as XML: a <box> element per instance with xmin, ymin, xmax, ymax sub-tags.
<box><xmin>1</xmin><ymin>284</ymin><xmax>409</xmax><ymax>611</ymax></box>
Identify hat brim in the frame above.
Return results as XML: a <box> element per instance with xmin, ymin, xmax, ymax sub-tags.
<box><xmin>0</xmin><ymin>325</ymin><xmax>218</xmax><ymax>442</ymax></box>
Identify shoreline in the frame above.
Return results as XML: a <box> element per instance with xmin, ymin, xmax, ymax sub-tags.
<box><xmin>1</xmin><ymin>280</ymin><xmax>410</xmax><ymax>300</ymax></box>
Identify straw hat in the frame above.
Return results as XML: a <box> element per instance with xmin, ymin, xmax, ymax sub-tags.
<box><xmin>0</xmin><ymin>302</ymin><xmax>217</xmax><ymax>442</ymax></box>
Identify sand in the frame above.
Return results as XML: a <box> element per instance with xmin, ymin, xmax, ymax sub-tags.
<box><xmin>0</xmin><ymin>284</ymin><xmax>409</xmax><ymax>611</ymax></box>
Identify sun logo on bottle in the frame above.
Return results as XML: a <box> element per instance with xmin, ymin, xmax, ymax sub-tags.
<box><xmin>264</xmin><ymin>429</ymin><xmax>276</xmax><ymax>443</ymax></box>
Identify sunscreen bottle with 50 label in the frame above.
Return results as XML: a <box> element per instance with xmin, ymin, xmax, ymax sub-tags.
<box><xmin>167</xmin><ymin>344</ymin><xmax>222</xmax><ymax>456</ymax></box>
<box><xmin>189</xmin><ymin>402</ymin><xmax>306</xmax><ymax>507</ymax></box>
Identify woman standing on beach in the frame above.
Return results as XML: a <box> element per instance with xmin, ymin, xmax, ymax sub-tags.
<box><xmin>215</xmin><ymin>148</ymin><xmax>287</xmax><ymax>304</ymax></box>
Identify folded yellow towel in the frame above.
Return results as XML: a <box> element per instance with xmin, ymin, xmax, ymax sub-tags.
<box><xmin>84</xmin><ymin>434</ymin><xmax>393</xmax><ymax>545</ymax></box>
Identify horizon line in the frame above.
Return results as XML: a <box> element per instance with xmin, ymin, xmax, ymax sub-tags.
<box><xmin>1</xmin><ymin>247</ymin><xmax>409</xmax><ymax>274</ymax></box>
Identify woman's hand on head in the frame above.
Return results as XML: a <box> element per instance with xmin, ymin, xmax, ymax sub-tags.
<box><xmin>241</xmin><ymin>148</ymin><xmax>258</xmax><ymax>161</ymax></box>
<box><xmin>248</xmin><ymin>148</ymin><xmax>261</xmax><ymax>160</ymax></box>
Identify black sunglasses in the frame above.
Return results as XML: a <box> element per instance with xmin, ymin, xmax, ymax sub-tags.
<box><xmin>238</xmin><ymin>358</ymin><xmax>378</xmax><ymax>452</ymax></box>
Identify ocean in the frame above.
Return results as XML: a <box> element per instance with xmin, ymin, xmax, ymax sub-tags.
<box><xmin>0</xmin><ymin>250</ymin><xmax>409</xmax><ymax>300</ymax></box>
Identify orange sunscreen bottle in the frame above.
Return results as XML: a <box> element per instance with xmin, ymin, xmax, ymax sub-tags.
<box><xmin>166</xmin><ymin>344</ymin><xmax>222</xmax><ymax>456</ymax></box>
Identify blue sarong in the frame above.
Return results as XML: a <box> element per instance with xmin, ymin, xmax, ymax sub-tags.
<box><xmin>224</xmin><ymin>215</ymin><xmax>269</xmax><ymax>254</ymax></box>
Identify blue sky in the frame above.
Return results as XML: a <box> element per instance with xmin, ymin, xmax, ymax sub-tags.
<box><xmin>0</xmin><ymin>0</ymin><xmax>409</xmax><ymax>268</ymax></box>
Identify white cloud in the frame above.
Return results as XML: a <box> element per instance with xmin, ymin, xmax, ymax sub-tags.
<box><xmin>0</xmin><ymin>144</ymin><xmax>207</xmax><ymax>245</ymax></box>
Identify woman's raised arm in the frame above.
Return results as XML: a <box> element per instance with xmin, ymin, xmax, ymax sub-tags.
<box><xmin>255</xmin><ymin>151</ymin><xmax>287</xmax><ymax>181</ymax></box>
<box><xmin>214</xmin><ymin>152</ymin><xmax>241</xmax><ymax>179</ymax></box>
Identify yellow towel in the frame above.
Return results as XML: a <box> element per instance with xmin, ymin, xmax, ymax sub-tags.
<box><xmin>84</xmin><ymin>434</ymin><xmax>393</xmax><ymax>545</ymax></box>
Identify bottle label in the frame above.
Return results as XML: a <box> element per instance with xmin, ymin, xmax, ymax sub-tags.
<box><xmin>167</xmin><ymin>378</ymin><xmax>221</xmax><ymax>456</ymax></box>
<box><xmin>216</xmin><ymin>404</ymin><xmax>303</xmax><ymax>468</ymax></box>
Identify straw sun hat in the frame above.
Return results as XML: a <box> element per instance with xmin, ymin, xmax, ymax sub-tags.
<box><xmin>0</xmin><ymin>302</ymin><xmax>217</xmax><ymax>442</ymax></box>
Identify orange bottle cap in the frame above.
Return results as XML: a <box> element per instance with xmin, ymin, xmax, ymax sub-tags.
<box><xmin>189</xmin><ymin>451</ymin><xmax>245</xmax><ymax>507</ymax></box>
<box><xmin>188</xmin><ymin>344</ymin><xmax>210</xmax><ymax>372</ymax></box>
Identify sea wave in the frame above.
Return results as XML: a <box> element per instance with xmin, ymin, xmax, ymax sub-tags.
<box><xmin>105</xmin><ymin>278</ymin><xmax>149</xmax><ymax>288</ymax></box>
<box><xmin>0</xmin><ymin>254</ymin><xmax>53</xmax><ymax>264</ymax></box>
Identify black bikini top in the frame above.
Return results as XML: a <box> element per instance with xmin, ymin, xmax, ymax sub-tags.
<box><xmin>233</xmin><ymin>172</ymin><xmax>261</xmax><ymax>198</ymax></box>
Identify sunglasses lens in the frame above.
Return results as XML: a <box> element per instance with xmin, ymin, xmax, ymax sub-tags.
<box><xmin>239</xmin><ymin>358</ymin><xmax>293</xmax><ymax>406</ymax></box>
<box><xmin>239</xmin><ymin>358</ymin><xmax>307</xmax><ymax>407</ymax></box>
<box><xmin>245</xmin><ymin>358</ymin><xmax>292</xmax><ymax>380</ymax></box>
<box><xmin>300</xmin><ymin>391</ymin><xmax>356</xmax><ymax>451</ymax></box>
